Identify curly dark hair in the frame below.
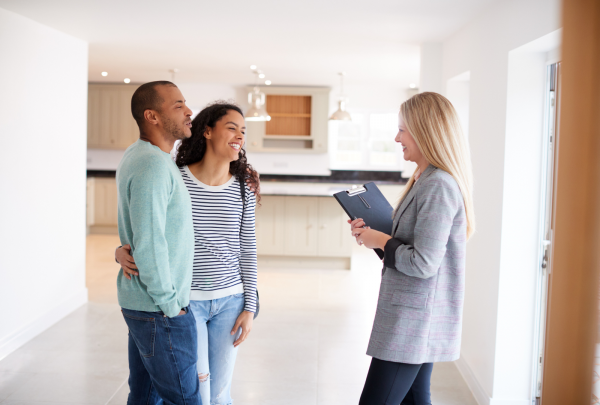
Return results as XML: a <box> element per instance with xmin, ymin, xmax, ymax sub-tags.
<box><xmin>175</xmin><ymin>101</ymin><xmax>260</xmax><ymax>204</ymax></box>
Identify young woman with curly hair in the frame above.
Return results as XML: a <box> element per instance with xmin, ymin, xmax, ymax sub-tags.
<box><xmin>116</xmin><ymin>101</ymin><xmax>259</xmax><ymax>405</ymax></box>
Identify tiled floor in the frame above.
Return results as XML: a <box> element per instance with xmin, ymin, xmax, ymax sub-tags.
<box><xmin>0</xmin><ymin>235</ymin><xmax>477</xmax><ymax>405</ymax></box>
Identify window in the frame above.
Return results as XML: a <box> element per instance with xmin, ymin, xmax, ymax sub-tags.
<box><xmin>329</xmin><ymin>112</ymin><xmax>403</xmax><ymax>171</ymax></box>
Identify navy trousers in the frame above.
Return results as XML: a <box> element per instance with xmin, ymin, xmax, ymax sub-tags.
<box><xmin>359</xmin><ymin>358</ymin><xmax>433</xmax><ymax>405</ymax></box>
<box><xmin>122</xmin><ymin>306</ymin><xmax>201</xmax><ymax>405</ymax></box>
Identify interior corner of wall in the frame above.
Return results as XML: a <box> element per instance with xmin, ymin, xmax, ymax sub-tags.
<box><xmin>455</xmin><ymin>356</ymin><xmax>492</xmax><ymax>405</ymax></box>
<box><xmin>0</xmin><ymin>288</ymin><xmax>88</xmax><ymax>361</ymax></box>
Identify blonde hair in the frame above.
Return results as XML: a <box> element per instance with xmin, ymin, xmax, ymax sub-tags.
<box><xmin>398</xmin><ymin>92</ymin><xmax>475</xmax><ymax>239</ymax></box>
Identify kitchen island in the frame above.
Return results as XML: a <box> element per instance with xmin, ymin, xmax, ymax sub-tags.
<box><xmin>86</xmin><ymin>173</ymin><xmax>404</xmax><ymax>270</ymax></box>
<box><xmin>256</xmin><ymin>182</ymin><xmax>404</xmax><ymax>270</ymax></box>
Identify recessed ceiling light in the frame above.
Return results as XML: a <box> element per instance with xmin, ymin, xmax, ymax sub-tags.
<box><xmin>101</xmin><ymin>72</ymin><xmax>108</xmax><ymax>77</ymax></box>
<box><xmin>258</xmin><ymin>73</ymin><xmax>265</xmax><ymax>79</ymax></box>
<box><xmin>124</xmin><ymin>78</ymin><xmax>131</xmax><ymax>84</ymax></box>
<box><xmin>265</xmin><ymin>80</ymin><xmax>272</xmax><ymax>85</ymax></box>
<box><xmin>409</xmin><ymin>83</ymin><xmax>416</xmax><ymax>89</ymax></box>
<box><xmin>250</xmin><ymin>65</ymin><xmax>257</xmax><ymax>70</ymax></box>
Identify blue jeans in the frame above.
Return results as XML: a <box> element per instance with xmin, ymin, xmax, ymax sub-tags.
<box><xmin>121</xmin><ymin>306</ymin><xmax>201</xmax><ymax>405</ymax></box>
<box><xmin>190</xmin><ymin>294</ymin><xmax>245</xmax><ymax>405</ymax></box>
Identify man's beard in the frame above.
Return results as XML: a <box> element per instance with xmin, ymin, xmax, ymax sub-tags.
<box><xmin>162</xmin><ymin>114</ymin><xmax>188</xmax><ymax>141</ymax></box>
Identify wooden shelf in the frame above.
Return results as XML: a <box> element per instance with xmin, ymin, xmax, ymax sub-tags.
<box><xmin>266</xmin><ymin>95</ymin><xmax>312</xmax><ymax>136</ymax></box>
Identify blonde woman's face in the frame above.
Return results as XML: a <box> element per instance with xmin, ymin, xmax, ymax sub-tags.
<box><xmin>396</xmin><ymin>115</ymin><xmax>423</xmax><ymax>164</ymax></box>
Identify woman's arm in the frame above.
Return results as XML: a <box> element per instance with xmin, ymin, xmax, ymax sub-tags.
<box><xmin>239</xmin><ymin>186</ymin><xmax>258</xmax><ymax>313</ymax></box>
<box><xmin>232</xmin><ymin>185</ymin><xmax>258</xmax><ymax>347</ymax></box>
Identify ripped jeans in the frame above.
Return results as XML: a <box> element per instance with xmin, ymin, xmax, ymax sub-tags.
<box><xmin>190</xmin><ymin>294</ymin><xmax>244</xmax><ymax>405</ymax></box>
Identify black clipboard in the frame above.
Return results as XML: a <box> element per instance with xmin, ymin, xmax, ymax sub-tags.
<box><xmin>334</xmin><ymin>182</ymin><xmax>393</xmax><ymax>259</ymax></box>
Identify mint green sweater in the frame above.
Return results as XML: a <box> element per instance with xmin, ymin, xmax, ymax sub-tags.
<box><xmin>116</xmin><ymin>140</ymin><xmax>193</xmax><ymax>318</ymax></box>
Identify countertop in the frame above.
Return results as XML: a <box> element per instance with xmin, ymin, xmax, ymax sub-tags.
<box><xmin>260</xmin><ymin>182</ymin><xmax>405</xmax><ymax>204</ymax></box>
<box><xmin>86</xmin><ymin>171</ymin><xmax>405</xmax><ymax>201</ymax></box>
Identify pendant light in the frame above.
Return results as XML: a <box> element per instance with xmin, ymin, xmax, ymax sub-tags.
<box><xmin>329</xmin><ymin>72</ymin><xmax>352</xmax><ymax>121</ymax></box>
<box><xmin>246</xmin><ymin>69</ymin><xmax>271</xmax><ymax>121</ymax></box>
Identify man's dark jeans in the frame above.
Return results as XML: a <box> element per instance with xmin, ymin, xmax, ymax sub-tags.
<box><xmin>121</xmin><ymin>306</ymin><xmax>201</xmax><ymax>405</ymax></box>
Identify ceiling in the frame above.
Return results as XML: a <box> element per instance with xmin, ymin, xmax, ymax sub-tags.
<box><xmin>0</xmin><ymin>0</ymin><xmax>498</xmax><ymax>89</ymax></box>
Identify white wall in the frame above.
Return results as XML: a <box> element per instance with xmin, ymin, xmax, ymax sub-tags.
<box><xmin>440</xmin><ymin>1</ymin><xmax>561</xmax><ymax>404</ymax></box>
<box><xmin>446</xmin><ymin>71</ymin><xmax>471</xmax><ymax>140</ymax></box>
<box><xmin>0</xmin><ymin>8</ymin><xmax>88</xmax><ymax>359</ymax></box>
<box><xmin>420</xmin><ymin>43</ymin><xmax>444</xmax><ymax>93</ymax></box>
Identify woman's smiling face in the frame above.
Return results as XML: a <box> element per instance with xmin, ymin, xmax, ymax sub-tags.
<box><xmin>395</xmin><ymin>114</ymin><xmax>422</xmax><ymax>164</ymax></box>
<box><xmin>205</xmin><ymin>110</ymin><xmax>246</xmax><ymax>162</ymax></box>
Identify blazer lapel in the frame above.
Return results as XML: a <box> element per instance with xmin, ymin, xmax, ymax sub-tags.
<box><xmin>393</xmin><ymin>186</ymin><xmax>417</xmax><ymax>228</ymax></box>
<box><xmin>392</xmin><ymin>165</ymin><xmax>437</xmax><ymax>231</ymax></box>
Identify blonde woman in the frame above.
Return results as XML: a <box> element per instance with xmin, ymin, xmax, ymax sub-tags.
<box><xmin>351</xmin><ymin>92</ymin><xmax>474</xmax><ymax>404</ymax></box>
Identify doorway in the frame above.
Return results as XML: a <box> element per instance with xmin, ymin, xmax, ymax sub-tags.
<box><xmin>533</xmin><ymin>61</ymin><xmax>560</xmax><ymax>404</ymax></box>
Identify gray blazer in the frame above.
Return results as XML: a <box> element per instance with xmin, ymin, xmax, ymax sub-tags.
<box><xmin>366</xmin><ymin>165</ymin><xmax>466</xmax><ymax>364</ymax></box>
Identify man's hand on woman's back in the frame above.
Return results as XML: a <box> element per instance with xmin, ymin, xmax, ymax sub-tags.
<box><xmin>116</xmin><ymin>244</ymin><xmax>138</xmax><ymax>280</ymax></box>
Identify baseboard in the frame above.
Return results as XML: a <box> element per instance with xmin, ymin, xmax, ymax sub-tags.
<box><xmin>0</xmin><ymin>288</ymin><xmax>88</xmax><ymax>361</ymax></box>
<box><xmin>454</xmin><ymin>357</ymin><xmax>533</xmax><ymax>405</ymax></box>
<box><xmin>455</xmin><ymin>356</ymin><xmax>491</xmax><ymax>405</ymax></box>
<box><xmin>258</xmin><ymin>255</ymin><xmax>351</xmax><ymax>270</ymax></box>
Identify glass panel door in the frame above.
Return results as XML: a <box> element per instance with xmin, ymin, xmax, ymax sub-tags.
<box><xmin>533</xmin><ymin>62</ymin><xmax>560</xmax><ymax>404</ymax></box>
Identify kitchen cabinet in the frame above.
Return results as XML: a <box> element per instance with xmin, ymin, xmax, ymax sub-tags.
<box><xmin>255</xmin><ymin>196</ymin><xmax>286</xmax><ymax>255</ymax></box>
<box><xmin>283</xmin><ymin>197</ymin><xmax>319</xmax><ymax>256</ymax></box>
<box><xmin>317</xmin><ymin>198</ymin><xmax>354</xmax><ymax>257</ymax></box>
<box><xmin>245</xmin><ymin>87</ymin><xmax>330</xmax><ymax>154</ymax></box>
<box><xmin>255</xmin><ymin>196</ymin><xmax>353</xmax><ymax>265</ymax></box>
<box><xmin>86</xmin><ymin>178</ymin><xmax>355</xmax><ymax>263</ymax></box>
<box><xmin>87</xmin><ymin>177</ymin><xmax>118</xmax><ymax>234</ymax></box>
<box><xmin>88</xmin><ymin>84</ymin><xmax>140</xmax><ymax>149</ymax></box>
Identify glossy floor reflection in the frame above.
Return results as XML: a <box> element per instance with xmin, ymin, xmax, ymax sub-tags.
<box><xmin>0</xmin><ymin>235</ymin><xmax>477</xmax><ymax>404</ymax></box>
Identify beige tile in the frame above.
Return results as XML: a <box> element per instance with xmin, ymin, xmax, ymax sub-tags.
<box><xmin>247</xmin><ymin>320</ymin><xmax>319</xmax><ymax>342</ymax></box>
<box><xmin>317</xmin><ymin>354</ymin><xmax>372</xmax><ymax>384</ymax></box>
<box><xmin>233</xmin><ymin>351</ymin><xmax>318</xmax><ymax>384</ymax></box>
<box><xmin>317</xmin><ymin>310</ymin><xmax>375</xmax><ymax>327</ymax></box>
<box><xmin>253</xmin><ymin>308</ymin><xmax>321</xmax><ymax>325</ymax></box>
<box><xmin>0</xmin><ymin>351</ymin><xmax>61</xmax><ymax>374</ymax></box>
<box><xmin>231</xmin><ymin>381</ymin><xmax>317</xmax><ymax>405</ymax></box>
<box><xmin>0</xmin><ymin>236</ymin><xmax>479</xmax><ymax>404</ymax></box>
<box><xmin>431</xmin><ymin>362</ymin><xmax>478</xmax><ymax>405</ymax></box>
<box><xmin>239</xmin><ymin>336</ymin><xmax>318</xmax><ymax>363</ymax></box>
<box><xmin>318</xmin><ymin>339</ymin><xmax>370</xmax><ymax>360</ymax></box>
<box><xmin>317</xmin><ymin>382</ymin><xmax>364</xmax><ymax>405</ymax></box>
<box><xmin>19</xmin><ymin>326</ymin><xmax>127</xmax><ymax>355</ymax></box>
<box><xmin>318</xmin><ymin>324</ymin><xmax>372</xmax><ymax>344</ymax></box>
<box><xmin>6</xmin><ymin>372</ymin><xmax>125</xmax><ymax>404</ymax></box>
<box><xmin>39</xmin><ymin>351</ymin><xmax>129</xmax><ymax>378</ymax></box>
<box><xmin>0</xmin><ymin>372</ymin><xmax>32</xmax><ymax>401</ymax></box>
<box><xmin>86</xmin><ymin>235</ymin><xmax>122</xmax><ymax>305</ymax></box>
<box><xmin>258</xmin><ymin>295</ymin><xmax>322</xmax><ymax>311</ymax></box>
<box><xmin>106</xmin><ymin>379</ymin><xmax>129</xmax><ymax>405</ymax></box>
<box><xmin>2</xmin><ymin>401</ymin><xmax>95</xmax><ymax>405</ymax></box>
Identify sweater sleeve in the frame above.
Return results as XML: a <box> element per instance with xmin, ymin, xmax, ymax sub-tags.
<box><xmin>239</xmin><ymin>184</ymin><xmax>258</xmax><ymax>313</ymax></box>
<box><xmin>129</xmin><ymin>160</ymin><xmax>182</xmax><ymax>317</ymax></box>
<box><xmin>383</xmin><ymin>176</ymin><xmax>460</xmax><ymax>279</ymax></box>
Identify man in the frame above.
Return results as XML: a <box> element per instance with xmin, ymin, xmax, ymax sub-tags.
<box><xmin>116</xmin><ymin>81</ymin><xmax>200</xmax><ymax>404</ymax></box>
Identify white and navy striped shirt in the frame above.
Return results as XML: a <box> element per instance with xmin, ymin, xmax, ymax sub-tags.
<box><xmin>180</xmin><ymin>166</ymin><xmax>258</xmax><ymax>313</ymax></box>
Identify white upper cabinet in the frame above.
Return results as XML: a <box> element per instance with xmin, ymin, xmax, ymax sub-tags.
<box><xmin>245</xmin><ymin>86</ymin><xmax>330</xmax><ymax>154</ymax></box>
<box><xmin>88</xmin><ymin>84</ymin><xmax>140</xmax><ymax>149</ymax></box>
